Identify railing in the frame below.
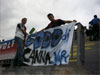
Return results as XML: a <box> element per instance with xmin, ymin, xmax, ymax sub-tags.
<box><xmin>70</xmin><ymin>22</ymin><xmax>85</xmax><ymax>65</ymax></box>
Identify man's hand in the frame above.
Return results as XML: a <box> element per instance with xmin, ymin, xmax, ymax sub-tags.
<box><xmin>21</xmin><ymin>29</ymin><xmax>28</xmax><ymax>36</ymax></box>
<box><xmin>73</xmin><ymin>20</ymin><xmax>77</xmax><ymax>22</ymax></box>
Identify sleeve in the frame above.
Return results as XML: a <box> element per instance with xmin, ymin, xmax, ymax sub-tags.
<box><xmin>17</xmin><ymin>23</ymin><xmax>21</xmax><ymax>29</ymax></box>
<box><xmin>44</xmin><ymin>24</ymin><xmax>50</xmax><ymax>30</ymax></box>
<box><xmin>89</xmin><ymin>19</ymin><xmax>94</xmax><ymax>25</ymax></box>
<box><xmin>89</xmin><ymin>21</ymin><xmax>91</xmax><ymax>24</ymax></box>
<box><xmin>59</xmin><ymin>19</ymin><xmax>65</xmax><ymax>25</ymax></box>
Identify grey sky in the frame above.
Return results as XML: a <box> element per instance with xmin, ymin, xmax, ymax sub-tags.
<box><xmin>0</xmin><ymin>0</ymin><xmax>100</xmax><ymax>40</ymax></box>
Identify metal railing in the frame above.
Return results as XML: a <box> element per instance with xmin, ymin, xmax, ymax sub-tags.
<box><xmin>70</xmin><ymin>22</ymin><xmax>85</xmax><ymax>65</ymax></box>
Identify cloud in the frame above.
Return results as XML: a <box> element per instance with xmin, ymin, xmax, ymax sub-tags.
<box><xmin>0</xmin><ymin>0</ymin><xmax>100</xmax><ymax>40</ymax></box>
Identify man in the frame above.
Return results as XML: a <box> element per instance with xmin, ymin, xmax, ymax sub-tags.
<box><xmin>89</xmin><ymin>15</ymin><xmax>100</xmax><ymax>40</ymax></box>
<box><xmin>44</xmin><ymin>13</ymin><xmax>76</xmax><ymax>30</ymax></box>
<box><xmin>13</xmin><ymin>18</ymin><xmax>28</xmax><ymax>66</ymax></box>
<box><xmin>98</xmin><ymin>20</ymin><xmax>100</xmax><ymax>39</ymax></box>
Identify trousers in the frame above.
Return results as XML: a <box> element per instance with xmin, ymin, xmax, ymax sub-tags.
<box><xmin>13</xmin><ymin>37</ymin><xmax>24</xmax><ymax>65</ymax></box>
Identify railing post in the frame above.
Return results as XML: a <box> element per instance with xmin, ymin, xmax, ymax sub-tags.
<box><xmin>77</xmin><ymin>23</ymin><xmax>85</xmax><ymax>65</ymax></box>
<box><xmin>71</xmin><ymin>39</ymin><xmax>73</xmax><ymax>59</ymax></box>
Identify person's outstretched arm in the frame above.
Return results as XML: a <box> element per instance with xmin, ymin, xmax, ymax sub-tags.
<box><xmin>64</xmin><ymin>20</ymin><xmax>77</xmax><ymax>23</ymax></box>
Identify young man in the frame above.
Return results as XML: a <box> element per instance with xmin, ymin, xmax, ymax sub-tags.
<box><xmin>89</xmin><ymin>15</ymin><xmax>100</xmax><ymax>40</ymax></box>
<box><xmin>44</xmin><ymin>13</ymin><xmax>76</xmax><ymax>30</ymax></box>
<box><xmin>13</xmin><ymin>18</ymin><xmax>28</xmax><ymax>66</ymax></box>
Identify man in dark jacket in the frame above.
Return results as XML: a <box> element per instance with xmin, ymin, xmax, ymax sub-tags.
<box><xmin>89</xmin><ymin>15</ymin><xmax>100</xmax><ymax>40</ymax></box>
<box><xmin>44</xmin><ymin>13</ymin><xmax>76</xmax><ymax>30</ymax></box>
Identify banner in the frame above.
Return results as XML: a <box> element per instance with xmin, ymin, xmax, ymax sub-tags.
<box><xmin>23</xmin><ymin>22</ymin><xmax>75</xmax><ymax>66</ymax></box>
<box><xmin>0</xmin><ymin>39</ymin><xmax>16</xmax><ymax>60</ymax></box>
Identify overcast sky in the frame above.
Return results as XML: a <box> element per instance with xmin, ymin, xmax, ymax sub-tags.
<box><xmin>0</xmin><ymin>0</ymin><xmax>100</xmax><ymax>40</ymax></box>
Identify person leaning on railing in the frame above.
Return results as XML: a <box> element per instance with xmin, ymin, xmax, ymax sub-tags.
<box><xmin>43</xmin><ymin>13</ymin><xmax>77</xmax><ymax>30</ymax></box>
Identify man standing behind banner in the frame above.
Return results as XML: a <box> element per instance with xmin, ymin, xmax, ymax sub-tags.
<box><xmin>13</xmin><ymin>18</ymin><xmax>28</xmax><ymax>66</ymax></box>
<box><xmin>44</xmin><ymin>13</ymin><xmax>76</xmax><ymax>30</ymax></box>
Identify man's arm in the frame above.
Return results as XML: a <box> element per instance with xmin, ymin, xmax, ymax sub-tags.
<box><xmin>21</xmin><ymin>28</ymin><xmax>28</xmax><ymax>36</ymax></box>
<box><xmin>64</xmin><ymin>20</ymin><xmax>77</xmax><ymax>23</ymax></box>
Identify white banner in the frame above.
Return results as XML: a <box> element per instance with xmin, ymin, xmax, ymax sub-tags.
<box><xmin>23</xmin><ymin>22</ymin><xmax>75</xmax><ymax>66</ymax></box>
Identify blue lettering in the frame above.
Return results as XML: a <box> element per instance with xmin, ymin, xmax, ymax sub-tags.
<box><xmin>53</xmin><ymin>50</ymin><xmax>61</xmax><ymax>64</ymax></box>
<box><xmin>41</xmin><ymin>31</ymin><xmax>51</xmax><ymax>48</ymax></box>
<box><xmin>61</xmin><ymin>50</ymin><xmax>69</xmax><ymax>63</ymax></box>
<box><xmin>25</xmin><ymin>34</ymin><xmax>35</xmax><ymax>47</ymax></box>
<box><xmin>25</xmin><ymin>28</ymin><xmax>64</xmax><ymax>49</ymax></box>
<box><xmin>51</xmin><ymin>29</ymin><xmax>63</xmax><ymax>47</ymax></box>
<box><xmin>53</xmin><ymin>50</ymin><xmax>69</xmax><ymax>65</ymax></box>
<box><xmin>62</xmin><ymin>28</ymin><xmax>71</xmax><ymax>42</ymax></box>
<box><xmin>34</xmin><ymin>31</ymin><xmax>44</xmax><ymax>49</ymax></box>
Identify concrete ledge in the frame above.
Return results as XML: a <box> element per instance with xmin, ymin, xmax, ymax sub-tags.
<box><xmin>0</xmin><ymin>63</ymin><xmax>88</xmax><ymax>75</ymax></box>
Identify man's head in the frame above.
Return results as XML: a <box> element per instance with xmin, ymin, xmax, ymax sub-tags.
<box><xmin>47</xmin><ymin>13</ymin><xmax>55</xmax><ymax>21</ymax></box>
<box><xmin>94</xmin><ymin>15</ymin><xmax>97</xmax><ymax>18</ymax></box>
<box><xmin>21</xmin><ymin>18</ymin><xmax>27</xmax><ymax>25</ymax></box>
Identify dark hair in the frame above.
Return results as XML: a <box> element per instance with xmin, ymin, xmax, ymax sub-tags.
<box><xmin>47</xmin><ymin>13</ymin><xmax>54</xmax><ymax>17</ymax></box>
<box><xmin>21</xmin><ymin>18</ymin><xmax>27</xmax><ymax>21</ymax></box>
<box><xmin>94</xmin><ymin>15</ymin><xmax>97</xmax><ymax>18</ymax></box>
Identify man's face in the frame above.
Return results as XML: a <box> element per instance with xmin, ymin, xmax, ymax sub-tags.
<box><xmin>22</xmin><ymin>19</ymin><xmax>27</xmax><ymax>25</ymax></box>
<box><xmin>48</xmin><ymin>15</ymin><xmax>54</xmax><ymax>22</ymax></box>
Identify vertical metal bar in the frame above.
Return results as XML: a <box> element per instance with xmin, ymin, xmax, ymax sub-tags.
<box><xmin>80</xmin><ymin>25</ymin><xmax>85</xmax><ymax>65</ymax></box>
<box><xmin>77</xmin><ymin>23</ymin><xmax>81</xmax><ymax>64</ymax></box>
<box><xmin>71</xmin><ymin>40</ymin><xmax>73</xmax><ymax>59</ymax></box>
<box><xmin>77</xmin><ymin>23</ymin><xmax>85</xmax><ymax>65</ymax></box>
